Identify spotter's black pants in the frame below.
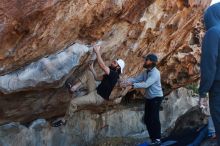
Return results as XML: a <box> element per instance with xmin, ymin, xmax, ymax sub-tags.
<box><xmin>144</xmin><ymin>97</ymin><xmax>163</xmax><ymax>141</ymax></box>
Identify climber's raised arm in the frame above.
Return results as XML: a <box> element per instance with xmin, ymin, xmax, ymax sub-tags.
<box><xmin>93</xmin><ymin>45</ymin><xmax>110</xmax><ymax>75</ymax></box>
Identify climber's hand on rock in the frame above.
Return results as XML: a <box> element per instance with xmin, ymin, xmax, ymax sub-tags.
<box><xmin>93</xmin><ymin>45</ymin><xmax>101</xmax><ymax>54</ymax></box>
<box><xmin>199</xmin><ymin>97</ymin><xmax>208</xmax><ymax>109</ymax></box>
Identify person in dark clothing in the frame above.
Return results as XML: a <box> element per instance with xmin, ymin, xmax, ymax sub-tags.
<box><xmin>199</xmin><ymin>2</ymin><xmax>220</xmax><ymax>146</ymax></box>
<box><xmin>52</xmin><ymin>45</ymin><xmax>125</xmax><ymax>127</ymax></box>
<box><xmin>123</xmin><ymin>54</ymin><xmax>163</xmax><ymax>146</ymax></box>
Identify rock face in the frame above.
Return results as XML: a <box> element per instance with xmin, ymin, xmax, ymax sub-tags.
<box><xmin>0</xmin><ymin>43</ymin><xmax>90</xmax><ymax>94</ymax></box>
<box><xmin>0</xmin><ymin>88</ymin><xmax>199</xmax><ymax>146</ymax></box>
<box><xmin>0</xmin><ymin>0</ymin><xmax>211</xmax><ymax>124</ymax></box>
<box><xmin>160</xmin><ymin>88</ymin><xmax>198</xmax><ymax>132</ymax></box>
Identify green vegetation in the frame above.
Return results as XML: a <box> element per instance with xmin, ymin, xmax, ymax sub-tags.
<box><xmin>185</xmin><ymin>83</ymin><xmax>199</xmax><ymax>94</ymax></box>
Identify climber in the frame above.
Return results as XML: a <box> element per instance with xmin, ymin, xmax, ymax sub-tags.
<box><xmin>52</xmin><ymin>45</ymin><xmax>125</xmax><ymax>127</ymax></box>
<box><xmin>198</xmin><ymin>2</ymin><xmax>220</xmax><ymax>146</ymax></box>
<box><xmin>121</xmin><ymin>53</ymin><xmax>163</xmax><ymax>146</ymax></box>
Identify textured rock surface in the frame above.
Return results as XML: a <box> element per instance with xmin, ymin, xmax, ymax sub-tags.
<box><xmin>0</xmin><ymin>110</ymin><xmax>145</xmax><ymax>146</ymax></box>
<box><xmin>0</xmin><ymin>88</ymin><xmax>199</xmax><ymax>146</ymax></box>
<box><xmin>0</xmin><ymin>0</ymin><xmax>211</xmax><ymax>124</ymax></box>
<box><xmin>160</xmin><ymin>88</ymin><xmax>198</xmax><ymax>131</ymax></box>
<box><xmin>0</xmin><ymin>43</ymin><xmax>90</xmax><ymax>94</ymax></box>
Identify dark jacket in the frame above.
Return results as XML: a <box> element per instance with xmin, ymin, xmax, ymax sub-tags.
<box><xmin>199</xmin><ymin>3</ymin><xmax>220</xmax><ymax>97</ymax></box>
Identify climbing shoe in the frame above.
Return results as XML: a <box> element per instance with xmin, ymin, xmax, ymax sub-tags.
<box><xmin>51</xmin><ymin>119</ymin><xmax>66</xmax><ymax>127</ymax></box>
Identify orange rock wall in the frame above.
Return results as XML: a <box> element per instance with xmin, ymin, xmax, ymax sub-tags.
<box><xmin>0</xmin><ymin>0</ymin><xmax>211</xmax><ymax>124</ymax></box>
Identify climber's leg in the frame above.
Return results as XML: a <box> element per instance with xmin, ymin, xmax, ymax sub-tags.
<box><xmin>68</xmin><ymin>70</ymin><xmax>96</xmax><ymax>93</ymax></box>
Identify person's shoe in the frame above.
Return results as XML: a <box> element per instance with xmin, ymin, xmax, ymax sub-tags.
<box><xmin>51</xmin><ymin>119</ymin><xmax>66</xmax><ymax>127</ymax></box>
<box><xmin>65</xmin><ymin>81</ymin><xmax>74</xmax><ymax>93</ymax></box>
<box><xmin>149</xmin><ymin>139</ymin><xmax>161</xmax><ymax>146</ymax></box>
<box><xmin>65</xmin><ymin>81</ymin><xmax>81</xmax><ymax>96</ymax></box>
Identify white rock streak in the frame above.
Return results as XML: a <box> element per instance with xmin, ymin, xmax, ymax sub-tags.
<box><xmin>0</xmin><ymin>43</ymin><xmax>90</xmax><ymax>94</ymax></box>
